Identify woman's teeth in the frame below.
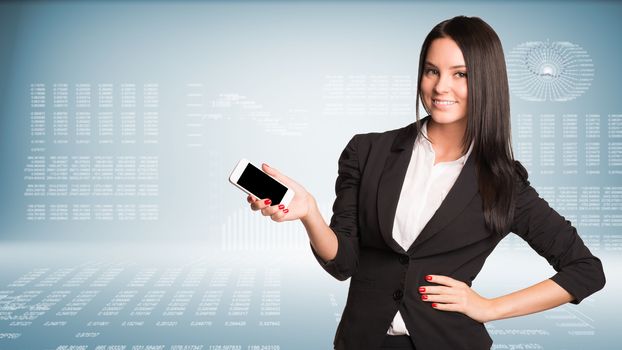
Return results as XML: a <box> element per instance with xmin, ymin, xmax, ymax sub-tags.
<box><xmin>433</xmin><ymin>100</ymin><xmax>456</xmax><ymax>105</ymax></box>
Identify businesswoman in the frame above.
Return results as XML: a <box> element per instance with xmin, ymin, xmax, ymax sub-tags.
<box><xmin>246</xmin><ymin>16</ymin><xmax>605</xmax><ymax>350</ymax></box>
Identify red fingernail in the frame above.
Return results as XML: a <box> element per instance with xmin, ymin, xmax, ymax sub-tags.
<box><xmin>419</xmin><ymin>287</ymin><xmax>425</xmax><ymax>293</ymax></box>
<box><xmin>283</xmin><ymin>209</ymin><xmax>289</xmax><ymax>213</ymax></box>
<box><xmin>425</xmin><ymin>275</ymin><xmax>432</xmax><ymax>281</ymax></box>
<box><xmin>432</xmin><ymin>303</ymin><xmax>438</xmax><ymax>308</ymax></box>
<box><xmin>278</xmin><ymin>204</ymin><xmax>284</xmax><ymax>209</ymax></box>
<box><xmin>264</xmin><ymin>199</ymin><xmax>271</xmax><ymax>205</ymax></box>
<box><xmin>421</xmin><ymin>295</ymin><xmax>428</xmax><ymax>300</ymax></box>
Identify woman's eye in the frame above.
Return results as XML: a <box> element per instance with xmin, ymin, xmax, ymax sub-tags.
<box><xmin>425</xmin><ymin>68</ymin><xmax>438</xmax><ymax>75</ymax></box>
<box><xmin>456</xmin><ymin>72</ymin><xmax>467</xmax><ymax>78</ymax></box>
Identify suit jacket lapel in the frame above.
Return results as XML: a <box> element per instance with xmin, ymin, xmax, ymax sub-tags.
<box><xmin>407</xmin><ymin>149</ymin><xmax>478</xmax><ymax>255</ymax></box>
<box><xmin>377</xmin><ymin>115</ymin><xmax>479</xmax><ymax>256</ymax></box>
<box><xmin>377</xmin><ymin>116</ymin><xmax>427</xmax><ymax>254</ymax></box>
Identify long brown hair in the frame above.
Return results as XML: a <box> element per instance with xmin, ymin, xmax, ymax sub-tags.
<box><xmin>415</xmin><ymin>16</ymin><xmax>516</xmax><ymax>235</ymax></box>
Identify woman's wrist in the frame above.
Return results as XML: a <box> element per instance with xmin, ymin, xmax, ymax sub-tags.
<box><xmin>300</xmin><ymin>195</ymin><xmax>319</xmax><ymax>224</ymax></box>
<box><xmin>485</xmin><ymin>297</ymin><xmax>505</xmax><ymax>322</ymax></box>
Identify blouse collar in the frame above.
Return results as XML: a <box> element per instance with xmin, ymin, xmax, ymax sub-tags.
<box><xmin>417</xmin><ymin>119</ymin><xmax>474</xmax><ymax>166</ymax></box>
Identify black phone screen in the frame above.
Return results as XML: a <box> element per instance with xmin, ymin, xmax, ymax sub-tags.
<box><xmin>238</xmin><ymin>163</ymin><xmax>288</xmax><ymax>204</ymax></box>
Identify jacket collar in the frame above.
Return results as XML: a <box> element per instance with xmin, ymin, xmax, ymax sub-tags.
<box><xmin>390</xmin><ymin>116</ymin><xmax>427</xmax><ymax>152</ymax></box>
<box><xmin>377</xmin><ymin>115</ymin><xmax>479</xmax><ymax>256</ymax></box>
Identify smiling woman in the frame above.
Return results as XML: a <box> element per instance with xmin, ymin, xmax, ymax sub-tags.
<box><xmin>245</xmin><ymin>15</ymin><xmax>606</xmax><ymax>350</ymax></box>
<box><xmin>421</xmin><ymin>38</ymin><xmax>468</xmax><ymax>125</ymax></box>
<box><xmin>415</xmin><ymin>16</ymin><xmax>515</xmax><ymax>237</ymax></box>
<box><xmin>419</xmin><ymin>37</ymin><xmax>469</xmax><ymax>164</ymax></box>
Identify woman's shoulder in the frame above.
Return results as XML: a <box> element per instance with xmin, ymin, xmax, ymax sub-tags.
<box><xmin>513</xmin><ymin>159</ymin><xmax>529</xmax><ymax>184</ymax></box>
<box><xmin>351</xmin><ymin>122</ymin><xmax>417</xmax><ymax>148</ymax></box>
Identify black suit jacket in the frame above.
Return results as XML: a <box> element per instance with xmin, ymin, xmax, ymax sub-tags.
<box><xmin>311</xmin><ymin>116</ymin><xmax>606</xmax><ymax>350</ymax></box>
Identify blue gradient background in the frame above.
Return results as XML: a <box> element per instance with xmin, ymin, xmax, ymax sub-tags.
<box><xmin>0</xmin><ymin>1</ymin><xmax>620</xmax><ymax>349</ymax></box>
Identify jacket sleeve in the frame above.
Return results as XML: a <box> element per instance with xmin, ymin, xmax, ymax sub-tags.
<box><xmin>310</xmin><ymin>134</ymin><xmax>361</xmax><ymax>281</ymax></box>
<box><xmin>511</xmin><ymin>161</ymin><xmax>606</xmax><ymax>304</ymax></box>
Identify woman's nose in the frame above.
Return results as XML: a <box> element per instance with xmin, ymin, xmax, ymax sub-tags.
<box><xmin>433</xmin><ymin>74</ymin><xmax>451</xmax><ymax>93</ymax></box>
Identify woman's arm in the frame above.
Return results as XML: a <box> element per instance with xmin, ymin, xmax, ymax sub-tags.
<box><xmin>249</xmin><ymin>134</ymin><xmax>363</xmax><ymax>281</ymax></box>
<box><xmin>489</xmin><ymin>278</ymin><xmax>574</xmax><ymax>321</ymax></box>
<box><xmin>420</xmin><ymin>161</ymin><xmax>605</xmax><ymax>323</ymax></box>
<box><xmin>300</xmin><ymin>196</ymin><xmax>339</xmax><ymax>263</ymax></box>
<box><xmin>510</xmin><ymin>160</ymin><xmax>605</xmax><ymax>303</ymax></box>
<box><xmin>418</xmin><ymin>275</ymin><xmax>574</xmax><ymax>323</ymax></box>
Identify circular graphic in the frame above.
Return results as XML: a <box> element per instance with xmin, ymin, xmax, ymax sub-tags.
<box><xmin>506</xmin><ymin>40</ymin><xmax>594</xmax><ymax>102</ymax></box>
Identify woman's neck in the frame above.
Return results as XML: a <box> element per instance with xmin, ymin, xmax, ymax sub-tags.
<box><xmin>426</xmin><ymin>118</ymin><xmax>468</xmax><ymax>162</ymax></box>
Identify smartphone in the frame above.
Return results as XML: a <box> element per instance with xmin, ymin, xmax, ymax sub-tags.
<box><xmin>229</xmin><ymin>158</ymin><xmax>295</xmax><ymax>207</ymax></box>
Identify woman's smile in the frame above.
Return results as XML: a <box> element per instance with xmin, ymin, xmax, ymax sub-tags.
<box><xmin>432</xmin><ymin>99</ymin><xmax>458</xmax><ymax>107</ymax></box>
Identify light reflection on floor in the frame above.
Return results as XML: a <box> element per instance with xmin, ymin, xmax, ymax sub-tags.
<box><xmin>0</xmin><ymin>242</ymin><xmax>618</xmax><ymax>350</ymax></box>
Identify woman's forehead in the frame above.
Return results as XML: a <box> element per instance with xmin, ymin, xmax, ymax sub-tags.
<box><xmin>425</xmin><ymin>38</ymin><xmax>466</xmax><ymax>67</ymax></box>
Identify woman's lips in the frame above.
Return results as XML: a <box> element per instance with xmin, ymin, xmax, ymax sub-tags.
<box><xmin>432</xmin><ymin>99</ymin><xmax>457</xmax><ymax>109</ymax></box>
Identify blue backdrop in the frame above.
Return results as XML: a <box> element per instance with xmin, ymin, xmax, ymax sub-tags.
<box><xmin>0</xmin><ymin>1</ymin><xmax>620</xmax><ymax>349</ymax></box>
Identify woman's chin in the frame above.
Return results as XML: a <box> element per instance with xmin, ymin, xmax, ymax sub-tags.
<box><xmin>429</xmin><ymin>113</ymin><xmax>467</xmax><ymax>125</ymax></box>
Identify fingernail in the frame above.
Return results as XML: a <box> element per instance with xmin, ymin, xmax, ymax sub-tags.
<box><xmin>425</xmin><ymin>275</ymin><xmax>432</xmax><ymax>281</ymax></box>
<box><xmin>278</xmin><ymin>204</ymin><xmax>284</xmax><ymax>209</ymax></box>
<box><xmin>264</xmin><ymin>199</ymin><xmax>271</xmax><ymax>205</ymax></box>
<box><xmin>432</xmin><ymin>303</ymin><xmax>438</xmax><ymax>308</ymax></box>
<box><xmin>283</xmin><ymin>209</ymin><xmax>289</xmax><ymax>213</ymax></box>
<box><xmin>419</xmin><ymin>287</ymin><xmax>425</xmax><ymax>293</ymax></box>
<box><xmin>421</xmin><ymin>295</ymin><xmax>428</xmax><ymax>300</ymax></box>
<box><xmin>263</xmin><ymin>163</ymin><xmax>271</xmax><ymax>168</ymax></box>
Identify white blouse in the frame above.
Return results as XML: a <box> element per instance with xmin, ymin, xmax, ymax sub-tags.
<box><xmin>387</xmin><ymin>119</ymin><xmax>474</xmax><ymax>336</ymax></box>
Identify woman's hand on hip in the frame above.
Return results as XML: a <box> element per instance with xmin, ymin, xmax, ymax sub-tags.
<box><xmin>247</xmin><ymin>163</ymin><xmax>314</xmax><ymax>222</ymax></box>
<box><xmin>418</xmin><ymin>274</ymin><xmax>497</xmax><ymax>323</ymax></box>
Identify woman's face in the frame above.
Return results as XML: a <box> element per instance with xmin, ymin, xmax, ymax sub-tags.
<box><xmin>420</xmin><ymin>37</ymin><xmax>468</xmax><ymax>125</ymax></box>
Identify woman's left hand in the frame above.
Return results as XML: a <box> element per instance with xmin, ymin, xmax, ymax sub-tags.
<box><xmin>419</xmin><ymin>274</ymin><xmax>497</xmax><ymax>323</ymax></box>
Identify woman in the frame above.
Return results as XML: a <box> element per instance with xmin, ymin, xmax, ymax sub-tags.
<box><xmin>246</xmin><ymin>16</ymin><xmax>605</xmax><ymax>350</ymax></box>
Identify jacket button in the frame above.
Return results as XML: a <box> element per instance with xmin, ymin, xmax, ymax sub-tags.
<box><xmin>399</xmin><ymin>255</ymin><xmax>409</xmax><ymax>265</ymax></box>
<box><xmin>393</xmin><ymin>290</ymin><xmax>404</xmax><ymax>301</ymax></box>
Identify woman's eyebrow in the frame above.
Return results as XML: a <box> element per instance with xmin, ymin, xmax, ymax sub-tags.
<box><xmin>424</xmin><ymin>61</ymin><xmax>466</xmax><ymax>69</ymax></box>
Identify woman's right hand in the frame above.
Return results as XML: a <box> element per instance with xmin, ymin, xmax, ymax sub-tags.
<box><xmin>247</xmin><ymin>163</ymin><xmax>316</xmax><ymax>222</ymax></box>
